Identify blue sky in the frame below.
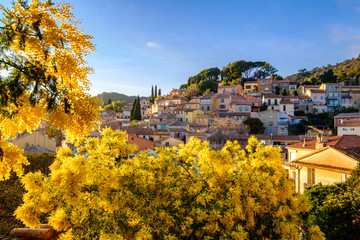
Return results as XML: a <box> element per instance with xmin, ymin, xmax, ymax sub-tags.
<box><xmin>3</xmin><ymin>0</ymin><xmax>360</xmax><ymax>96</ymax></box>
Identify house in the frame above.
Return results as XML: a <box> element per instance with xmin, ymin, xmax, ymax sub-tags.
<box><xmin>196</xmin><ymin>114</ymin><xmax>215</xmax><ymax>126</ymax></box>
<box><xmin>286</xmin><ymin>135</ymin><xmax>360</xmax><ymax>193</ymax></box>
<box><xmin>185</xmin><ymin>97</ymin><xmax>200</xmax><ymax>110</ymax></box>
<box><xmin>214</xmin><ymin>93</ymin><xmax>232</xmax><ymax>112</ymax></box>
<box><xmin>200</xmin><ymin>93</ymin><xmax>217</xmax><ymax>114</ymax></box>
<box><xmin>121</xmin><ymin>105</ymin><xmax>133</xmax><ymax>117</ymax></box>
<box><xmin>243</xmin><ymin>81</ymin><xmax>258</xmax><ymax>92</ymax></box>
<box><xmin>127</xmin><ymin>134</ymin><xmax>154</xmax><ymax>153</ymax></box>
<box><xmin>297</xmin><ymin>85</ymin><xmax>320</xmax><ymax>96</ymax></box>
<box><xmin>181</xmin><ymin>109</ymin><xmax>204</xmax><ymax>123</ymax></box>
<box><xmin>258</xmin><ymin>110</ymin><xmax>289</xmax><ymax>135</ymax></box>
<box><xmin>217</xmin><ymin>84</ymin><xmax>243</xmax><ymax>95</ymax></box>
<box><xmin>298</xmin><ymin>95</ymin><xmax>313</xmax><ymax>114</ymax></box>
<box><xmin>306</xmin><ymin>89</ymin><xmax>327</xmax><ymax>113</ymax></box>
<box><xmin>207</xmin><ymin>133</ymin><xmax>248</xmax><ymax>150</ymax></box>
<box><xmin>153</xmin><ymin>129</ymin><xmax>170</xmax><ymax>141</ymax></box>
<box><xmin>9</xmin><ymin>130</ymin><xmax>57</xmax><ymax>152</ymax></box>
<box><xmin>334</xmin><ymin>112</ymin><xmax>360</xmax><ymax>127</ymax></box>
<box><xmin>319</xmin><ymin>83</ymin><xmax>342</xmax><ymax>110</ymax></box>
<box><xmin>337</xmin><ymin>119</ymin><xmax>360</xmax><ymax>136</ymax></box>
<box><xmin>272</xmin><ymin>80</ymin><xmax>291</xmax><ymax>93</ymax></box>
<box><xmin>154</xmin><ymin>137</ymin><xmax>184</xmax><ymax>148</ymax></box>
<box><xmin>261</xmin><ymin>94</ymin><xmax>281</xmax><ymax>111</ymax></box>
<box><xmin>279</xmin><ymin>99</ymin><xmax>295</xmax><ymax>116</ymax></box>
<box><xmin>229</xmin><ymin>101</ymin><xmax>252</xmax><ymax>113</ymax></box>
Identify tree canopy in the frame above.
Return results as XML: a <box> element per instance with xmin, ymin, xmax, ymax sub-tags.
<box><xmin>221</xmin><ymin>61</ymin><xmax>278</xmax><ymax>82</ymax></box>
<box><xmin>187</xmin><ymin>67</ymin><xmax>220</xmax><ymax>86</ymax></box>
<box><xmin>0</xmin><ymin>0</ymin><xmax>100</xmax><ymax>180</ymax></box>
<box><xmin>15</xmin><ymin>129</ymin><xmax>323</xmax><ymax>239</ymax></box>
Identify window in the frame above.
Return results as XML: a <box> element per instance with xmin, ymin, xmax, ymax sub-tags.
<box><xmin>221</xmin><ymin>99</ymin><xmax>224</xmax><ymax>103</ymax></box>
<box><xmin>186</xmin><ymin>112</ymin><xmax>188</xmax><ymax>115</ymax></box>
<box><xmin>341</xmin><ymin>174</ymin><xmax>347</xmax><ymax>183</ymax></box>
<box><xmin>244</xmin><ymin>107</ymin><xmax>250</xmax><ymax>111</ymax></box>
<box><xmin>219</xmin><ymin>105</ymin><xmax>226</xmax><ymax>109</ymax></box>
<box><xmin>238</xmin><ymin>107</ymin><xmax>243</xmax><ymax>112</ymax></box>
<box><xmin>350</xmin><ymin>128</ymin><xmax>355</xmax><ymax>131</ymax></box>
<box><xmin>265</xmin><ymin>80</ymin><xmax>270</xmax><ymax>83</ymax></box>
<box><xmin>269</xmin><ymin>121</ymin><xmax>273</xmax><ymax>126</ymax></box>
<box><xmin>283</xmin><ymin>105</ymin><xmax>286</xmax><ymax>111</ymax></box>
<box><xmin>280</xmin><ymin>128</ymin><xmax>285</xmax><ymax>133</ymax></box>
<box><xmin>320</xmin><ymin>96</ymin><xmax>323</xmax><ymax>99</ymax></box>
<box><xmin>274</xmin><ymin>99</ymin><xmax>278</xmax><ymax>105</ymax></box>
<box><xmin>307</xmin><ymin>168</ymin><xmax>315</xmax><ymax>186</ymax></box>
<box><xmin>343</xmin><ymin>128</ymin><xmax>348</xmax><ymax>131</ymax></box>
<box><xmin>314</xmin><ymin>96</ymin><xmax>317</xmax><ymax>100</ymax></box>
<box><xmin>268</xmin><ymin>99</ymin><xmax>271</xmax><ymax>105</ymax></box>
<box><xmin>165</xmin><ymin>142</ymin><xmax>170</xmax><ymax>147</ymax></box>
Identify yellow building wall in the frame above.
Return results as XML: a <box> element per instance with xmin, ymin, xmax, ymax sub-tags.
<box><xmin>12</xmin><ymin>132</ymin><xmax>56</xmax><ymax>152</ymax></box>
<box><xmin>297</xmin><ymin>167</ymin><xmax>346</xmax><ymax>193</ymax></box>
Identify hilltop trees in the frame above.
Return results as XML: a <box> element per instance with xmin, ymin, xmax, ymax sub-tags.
<box><xmin>0</xmin><ymin>0</ymin><xmax>100</xmax><ymax>180</ymax></box>
<box><xmin>187</xmin><ymin>67</ymin><xmax>220</xmax><ymax>86</ymax></box>
<box><xmin>221</xmin><ymin>61</ymin><xmax>278</xmax><ymax>83</ymax></box>
<box><xmin>15</xmin><ymin>130</ymin><xmax>323</xmax><ymax>239</ymax></box>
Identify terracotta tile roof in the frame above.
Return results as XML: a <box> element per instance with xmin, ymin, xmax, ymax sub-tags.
<box><xmin>287</xmin><ymin>135</ymin><xmax>360</xmax><ymax>149</ymax></box>
<box><xmin>229</xmin><ymin>101</ymin><xmax>252</xmax><ymax>105</ymax></box>
<box><xmin>338</xmin><ymin>119</ymin><xmax>360</xmax><ymax>127</ymax></box>
<box><xmin>262</xmin><ymin>94</ymin><xmax>281</xmax><ymax>99</ymax></box>
<box><xmin>309</xmin><ymin>89</ymin><xmax>325</xmax><ymax>93</ymax></box>
<box><xmin>298</xmin><ymin>95</ymin><xmax>311</xmax><ymax>99</ymax></box>
<box><xmin>154</xmin><ymin>137</ymin><xmax>183</xmax><ymax>143</ymax></box>
<box><xmin>291</xmin><ymin>146</ymin><xmax>360</xmax><ymax>172</ymax></box>
<box><xmin>334</xmin><ymin>112</ymin><xmax>360</xmax><ymax>118</ymax></box>
<box><xmin>216</xmin><ymin>93</ymin><xmax>231</xmax><ymax>98</ymax></box>
<box><xmin>280</xmin><ymin>100</ymin><xmax>293</xmax><ymax>104</ymax></box>
<box><xmin>119</xmin><ymin>126</ymin><xmax>154</xmax><ymax>135</ymax></box>
<box><xmin>200</xmin><ymin>93</ymin><xmax>217</xmax><ymax>99</ymax></box>
<box><xmin>333</xmin><ymin>147</ymin><xmax>360</xmax><ymax>160</ymax></box>
<box><xmin>271</xmin><ymin>135</ymin><xmax>302</xmax><ymax>141</ymax></box>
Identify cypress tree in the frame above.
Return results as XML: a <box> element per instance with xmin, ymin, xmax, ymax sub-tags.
<box><xmin>130</xmin><ymin>98</ymin><xmax>137</xmax><ymax>120</ymax></box>
<box><xmin>155</xmin><ymin>85</ymin><xmax>158</xmax><ymax>99</ymax></box>
<box><xmin>134</xmin><ymin>96</ymin><xmax>141</xmax><ymax>120</ymax></box>
<box><xmin>107</xmin><ymin>98</ymin><xmax>112</xmax><ymax>105</ymax></box>
<box><xmin>158</xmin><ymin>89</ymin><xmax>161</xmax><ymax>96</ymax></box>
<box><xmin>151</xmin><ymin>86</ymin><xmax>154</xmax><ymax>101</ymax></box>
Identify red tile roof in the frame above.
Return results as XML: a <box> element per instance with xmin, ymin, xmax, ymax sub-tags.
<box><xmin>287</xmin><ymin>135</ymin><xmax>360</xmax><ymax>150</ymax></box>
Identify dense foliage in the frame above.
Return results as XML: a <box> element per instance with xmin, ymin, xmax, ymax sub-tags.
<box><xmin>96</xmin><ymin>92</ymin><xmax>147</xmax><ymax>105</ymax></box>
<box><xmin>15</xmin><ymin>130</ymin><xmax>323</xmax><ymax>239</ymax></box>
<box><xmin>303</xmin><ymin>164</ymin><xmax>360</xmax><ymax>240</ymax></box>
<box><xmin>0</xmin><ymin>153</ymin><xmax>55</xmax><ymax>236</ymax></box>
<box><xmin>187</xmin><ymin>67</ymin><xmax>220</xmax><ymax>86</ymax></box>
<box><xmin>243</xmin><ymin>118</ymin><xmax>265</xmax><ymax>134</ymax></box>
<box><xmin>286</xmin><ymin>55</ymin><xmax>360</xmax><ymax>84</ymax></box>
<box><xmin>0</xmin><ymin>0</ymin><xmax>100</xmax><ymax>180</ymax></box>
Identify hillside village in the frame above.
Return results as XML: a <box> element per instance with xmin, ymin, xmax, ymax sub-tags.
<box><xmin>93</xmin><ymin>79</ymin><xmax>360</xmax><ymax>193</ymax></box>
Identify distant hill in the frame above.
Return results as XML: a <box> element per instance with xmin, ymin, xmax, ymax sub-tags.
<box><xmin>96</xmin><ymin>92</ymin><xmax>148</xmax><ymax>105</ymax></box>
<box><xmin>285</xmin><ymin>55</ymin><xmax>360</xmax><ymax>85</ymax></box>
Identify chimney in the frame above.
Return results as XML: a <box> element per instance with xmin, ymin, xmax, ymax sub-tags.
<box><xmin>321</xmin><ymin>135</ymin><xmax>328</xmax><ymax>143</ymax></box>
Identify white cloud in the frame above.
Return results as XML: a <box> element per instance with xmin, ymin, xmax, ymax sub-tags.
<box><xmin>146</xmin><ymin>42</ymin><xmax>160</xmax><ymax>48</ymax></box>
